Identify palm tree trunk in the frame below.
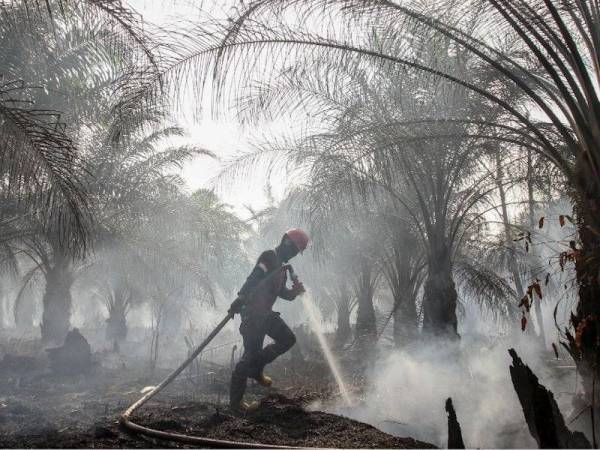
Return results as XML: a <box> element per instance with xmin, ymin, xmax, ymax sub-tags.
<box><xmin>106</xmin><ymin>278</ymin><xmax>130</xmax><ymax>344</ymax></box>
<box><xmin>106</xmin><ymin>306</ymin><xmax>128</xmax><ymax>343</ymax></box>
<box><xmin>393</xmin><ymin>291</ymin><xmax>418</xmax><ymax>347</ymax></box>
<box><xmin>41</xmin><ymin>256</ymin><xmax>73</xmax><ymax>344</ymax></box>
<box><xmin>355</xmin><ymin>257</ymin><xmax>377</xmax><ymax>347</ymax></box>
<box><xmin>149</xmin><ymin>296</ymin><xmax>165</xmax><ymax>373</ymax></box>
<box><xmin>335</xmin><ymin>284</ymin><xmax>351</xmax><ymax>346</ymax></box>
<box><xmin>422</xmin><ymin>246</ymin><xmax>459</xmax><ymax>340</ymax></box>
<box><xmin>388</xmin><ymin>244</ymin><xmax>420</xmax><ymax>347</ymax></box>
<box><xmin>568</xmin><ymin>155</ymin><xmax>600</xmax><ymax>407</ymax></box>
<box><xmin>356</xmin><ymin>291</ymin><xmax>376</xmax><ymax>341</ymax></box>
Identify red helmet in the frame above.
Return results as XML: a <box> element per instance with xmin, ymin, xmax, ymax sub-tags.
<box><xmin>285</xmin><ymin>228</ymin><xmax>309</xmax><ymax>253</ymax></box>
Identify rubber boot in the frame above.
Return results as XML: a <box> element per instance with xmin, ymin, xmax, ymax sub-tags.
<box><xmin>229</xmin><ymin>373</ymin><xmax>247</xmax><ymax>412</ymax></box>
<box><xmin>240</xmin><ymin>400</ymin><xmax>260</xmax><ymax>412</ymax></box>
<box><xmin>254</xmin><ymin>372</ymin><xmax>272</xmax><ymax>387</ymax></box>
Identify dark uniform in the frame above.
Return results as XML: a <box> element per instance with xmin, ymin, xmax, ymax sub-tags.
<box><xmin>229</xmin><ymin>249</ymin><xmax>300</xmax><ymax>408</ymax></box>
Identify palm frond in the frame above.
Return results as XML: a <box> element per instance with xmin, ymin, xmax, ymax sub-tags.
<box><xmin>12</xmin><ymin>262</ymin><xmax>43</xmax><ymax>323</ymax></box>
<box><xmin>0</xmin><ymin>81</ymin><xmax>91</xmax><ymax>253</ymax></box>
<box><xmin>13</xmin><ymin>0</ymin><xmax>159</xmax><ymax>70</ymax></box>
<box><xmin>454</xmin><ymin>255</ymin><xmax>518</xmax><ymax>321</ymax></box>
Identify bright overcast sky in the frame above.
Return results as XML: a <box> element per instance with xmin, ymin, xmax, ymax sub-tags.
<box><xmin>125</xmin><ymin>0</ymin><xmax>283</xmax><ymax>218</ymax></box>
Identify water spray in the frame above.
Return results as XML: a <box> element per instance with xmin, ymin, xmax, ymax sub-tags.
<box><xmin>287</xmin><ymin>266</ymin><xmax>353</xmax><ymax>407</ymax></box>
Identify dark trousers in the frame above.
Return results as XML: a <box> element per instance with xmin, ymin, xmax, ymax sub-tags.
<box><xmin>230</xmin><ymin>311</ymin><xmax>295</xmax><ymax>407</ymax></box>
<box><xmin>237</xmin><ymin>311</ymin><xmax>296</xmax><ymax>377</ymax></box>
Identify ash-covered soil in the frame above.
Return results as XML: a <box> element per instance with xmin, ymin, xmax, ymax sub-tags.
<box><xmin>1</xmin><ymin>391</ymin><xmax>434</xmax><ymax>448</ymax></box>
<box><xmin>0</xmin><ymin>351</ymin><xmax>435</xmax><ymax>448</ymax></box>
<box><xmin>0</xmin><ymin>365</ymin><xmax>162</xmax><ymax>448</ymax></box>
<box><xmin>137</xmin><ymin>394</ymin><xmax>435</xmax><ymax>448</ymax></box>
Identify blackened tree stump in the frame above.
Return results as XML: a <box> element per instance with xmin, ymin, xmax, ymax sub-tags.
<box><xmin>508</xmin><ymin>348</ymin><xmax>590</xmax><ymax>448</ymax></box>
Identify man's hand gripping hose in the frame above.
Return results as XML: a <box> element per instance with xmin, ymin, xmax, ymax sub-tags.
<box><xmin>287</xmin><ymin>264</ymin><xmax>305</xmax><ymax>297</ymax></box>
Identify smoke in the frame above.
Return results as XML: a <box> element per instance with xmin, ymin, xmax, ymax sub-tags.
<box><xmin>324</xmin><ymin>336</ymin><xmax>577</xmax><ymax>448</ymax></box>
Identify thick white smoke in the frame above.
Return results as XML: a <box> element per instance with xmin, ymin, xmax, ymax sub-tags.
<box><xmin>324</xmin><ymin>337</ymin><xmax>578</xmax><ymax>448</ymax></box>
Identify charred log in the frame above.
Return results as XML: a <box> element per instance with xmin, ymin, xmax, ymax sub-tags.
<box><xmin>46</xmin><ymin>328</ymin><xmax>93</xmax><ymax>376</ymax></box>
<box><xmin>445</xmin><ymin>397</ymin><xmax>465</xmax><ymax>449</ymax></box>
<box><xmin>508</xmin><ymin>348</ymin><xmax>590</xmax><ymax>448</ymax></box>
<box><xmin>40</xmin><ymin>259</ymin><xmax>73</xmax><ymax>345</ymax></box>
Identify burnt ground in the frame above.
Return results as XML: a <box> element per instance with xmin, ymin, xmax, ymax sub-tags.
<box><xmin>0</xmin><ymin>348</ymin><xmax>435</xmax><ymax>448</ymax></box>
<box><xmin>134</xmin><ymin>394</ymin><xmax>434</xmax><ymax>448</ymax></box>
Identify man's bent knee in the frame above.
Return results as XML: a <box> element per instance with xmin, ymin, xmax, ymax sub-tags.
<box><xmin>282</xmin><ymin>331</ymin><xmax>296</xmax><ymax>352</ymax></box>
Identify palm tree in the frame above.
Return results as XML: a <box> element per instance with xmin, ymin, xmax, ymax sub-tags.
<box><xmin>2</xmin><ymin>13</ymin><xmax>111</xmax><ymax>341</ymax></box>
<box><xmin>219</xmin><ymin>26</ymin><xmax>520</xmax><ymax>338</ymax></box>
<box><xmin>201</xmin><ymin>0</ymin><xmax>600</xmax><ymax>399</ymax></box>
<box><xmin>76</xmin><ymin>115</ymin><xmax>214</xmax><ymax>343</ymax></box>
<box><xmin>297</xmin><ymin>182</ymin><xmax>384</xmax><ymax>349</ymax></box>
<box><xmin>0</xmin><ymin>0</ymin><xmax>159</xmax><ymax>255</ymax></box>
<box><xmin>1</xmin><ymin>0</ymin><xmax>163</xmax><ymax>342</ymax></box>
<box><xmin>372</xmin><ymin>210</ymin><xmax>425</xmax><ymax>347</ymax></box>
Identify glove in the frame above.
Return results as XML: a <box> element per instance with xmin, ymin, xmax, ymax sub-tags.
<box><xmin>291</xmin><ymin>280</ymin><xmax>305</xmax><ymax>297</ymax></box>
<box><xmin>228</xmin><ymin>297</ymin><xmax>246</xmax><ymax>315</ymax></box>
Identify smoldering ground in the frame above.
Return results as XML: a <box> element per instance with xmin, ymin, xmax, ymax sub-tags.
<box><xmin>322</xmin><ymin>335</ymin><xmax>579</xmax><ymax>449</ymax></box>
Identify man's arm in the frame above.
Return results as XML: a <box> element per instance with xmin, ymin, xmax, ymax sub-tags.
<box><xmin>229</xmin><ymin>250</ymin><xmax>278</xmax><ymax>314</ymax></box>
<box><xmin>237</xmin><ymin>250</ymin><xmax>277</xmax><ymax>298</ymax></box>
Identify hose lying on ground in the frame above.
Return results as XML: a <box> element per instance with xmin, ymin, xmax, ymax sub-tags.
<box><xmin>119</xmin><ymin>312</ymin><xmax>297</xmax><ymax>449</ymax></box>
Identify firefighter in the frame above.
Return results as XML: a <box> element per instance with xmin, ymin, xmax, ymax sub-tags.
<box><xmin>228</xmin><ymin>228</ymin><xmax>309</xmax><ymax>413</ymax></box>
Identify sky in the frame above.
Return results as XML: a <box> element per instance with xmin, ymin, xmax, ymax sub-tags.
<box><xmin>125</xmin><ymin>0</ymin><xmax>282</xmax><ymax>219</ymax></box>
<box><xmin>123</xmin><ymin>0</ymin><xmax>537</xmax><ymax>231</ymax></box>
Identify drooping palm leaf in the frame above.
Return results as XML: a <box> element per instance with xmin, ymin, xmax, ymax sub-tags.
<box><xmin>0</xmin><ymin>82</ymin><xmax>91</xmax><ymax>253</ymax></box>
<box><xmin>454</xmin><ymin>255</ymin><xmax>518</xmax><ymax>322</ymax></box>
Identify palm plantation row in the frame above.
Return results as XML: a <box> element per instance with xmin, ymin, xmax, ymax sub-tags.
<box><xmin>204</xmin><ymin>0</ymin><xmax>595</xmax><ymax>402</ymax></box>
<box><xmin>0</xmin><ymin>1</ymin><xmax>250</xmax><ymax>349</ymax></box>
<box><xmin>0</xmin><ymin>0</ymin><xmax>592</xmax><ymax>415</ymax></box>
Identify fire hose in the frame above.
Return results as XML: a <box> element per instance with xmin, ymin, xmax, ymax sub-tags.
<box><xmin>120</xmin><ymin>266</ymin><xmax>300</xmax><ymax>448</ymax></box>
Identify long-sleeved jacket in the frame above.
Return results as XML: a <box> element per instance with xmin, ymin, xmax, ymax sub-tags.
<box><xmin>238</xmin><ymin>250</ymin><xmax>296</xmax><ymax>314</ymax></box>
